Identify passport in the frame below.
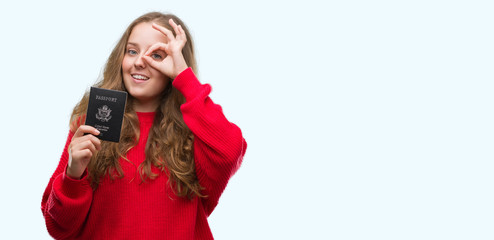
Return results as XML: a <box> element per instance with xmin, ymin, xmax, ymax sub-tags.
<box><xmin>85</xmin><ymin>87</ymin><xmax>127</xmax><ymax>142</ymax></box>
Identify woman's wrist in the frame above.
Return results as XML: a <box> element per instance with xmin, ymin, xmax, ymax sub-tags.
<box><xmin>66</xmin><ymin>167</ymin><xmax>83</xmax><ymax>180</ymax></box>
<box><xmin>172</xmin><ymin>54</ymin><xmax>188</xmax><ymax>79</ymax></box>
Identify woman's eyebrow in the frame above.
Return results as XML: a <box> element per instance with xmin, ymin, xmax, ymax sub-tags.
<box><xmin>127</xmin><ymin>42</ymin><xmax>139</xmax><ymax>47</ymax></box>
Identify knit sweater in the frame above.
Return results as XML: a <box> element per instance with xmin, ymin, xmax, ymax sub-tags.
<box><xmin>41</xmin><ymin>68</ymin><xmax>247</xmax><ymax>240</ymax></box>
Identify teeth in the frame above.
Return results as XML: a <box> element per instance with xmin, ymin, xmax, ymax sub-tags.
<box><xmin>132</xmin><ymin>74</ymin><xmax>149</xmax><ymax>80</ymax></box>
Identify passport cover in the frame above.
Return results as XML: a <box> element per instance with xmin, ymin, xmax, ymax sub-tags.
<box><xmin>85</xmin><ymin>87</ymin><xmax>127</xmax><ymax>142</ymax></box>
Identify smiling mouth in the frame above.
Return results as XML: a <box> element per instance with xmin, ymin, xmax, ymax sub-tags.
<box><xmin>131</xmin><ymin>74</ymin><xmax>150</xmax><ymax>82</ymax></box>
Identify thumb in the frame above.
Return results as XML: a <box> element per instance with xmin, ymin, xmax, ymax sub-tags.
<box><xmin>142</xmin><ymin>56</ymin><xmax>162</xmax><ymax>71</ymax></box>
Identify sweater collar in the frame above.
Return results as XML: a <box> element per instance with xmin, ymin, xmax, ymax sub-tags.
<box><xmin>136</xmin><ymin>111</ymin><xmax>156</xmax><ymax>125</ymax></box>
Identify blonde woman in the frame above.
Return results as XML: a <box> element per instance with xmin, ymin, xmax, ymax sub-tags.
<box><xmin>41</xmin><ymin>12</ymin><xmax>246</xmax><ymax>240</ymax></box>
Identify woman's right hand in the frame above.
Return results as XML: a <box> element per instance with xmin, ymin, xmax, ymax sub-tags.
<box><xmin>66</xmin><ymin>125</ymin><xmax>101</xmax><ymax>179</ymax></box>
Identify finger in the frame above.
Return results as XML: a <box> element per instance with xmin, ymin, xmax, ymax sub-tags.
<box><xmin>152</xmin><ymin>23</ymin><xmax>175</xmax><ymax>41</ymax></box>
<box><xmin>178</xmin><ymin>25</ymin><xmax>187</xmax><ymax>40</ymax></box>
<box><xmin>142</xmin><ymin>55</ymin><xmax>162</xmax><ymax>71</ymax></box>
<box><xmin>72</xmin><ymin>133</ymin><xmax>102</xmax><ymax>151</ymax></box>
<box><xmin>72</xmin><ymin>137</ymin><xmax>97</xmax><ymax>153</ymax></box>
<box><xmin>86</xmin><ymin>135</ymin><xmax>102</xmax><ymax>151</ymax></box>
<box><xmin>169</xmin><ymin>19</ymin><xmax>180</xmax><ymax>36</ymax></box>
<box><xmin>81</xmin><ymin>139</ymin><xmax>98</xmax><ymax>154</ymax></box>
<box><xmin>74</xmin><ymin>125</ymin><xmax>100</xmax><ymax>138</ymax></box>
<box><xmin>73</xmin><ymin>148</ymin><xmax>93</xmax><ymax>161</ymax></box>
<box><xmin>144</xmin><ymin>42</ymin><xmax>168</xmax><ymax>57</ymax></box>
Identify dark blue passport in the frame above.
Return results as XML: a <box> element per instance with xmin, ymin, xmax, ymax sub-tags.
<box><xmin>85</xmin><ymin>87</ymin><xmax>127</xmax><ymax>142</ymax></box>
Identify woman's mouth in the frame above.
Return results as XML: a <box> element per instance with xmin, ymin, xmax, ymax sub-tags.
<box><xmin>131</xmin><ymin>74</ymin><xmax>150</xmax><ymax>83</ymax></box>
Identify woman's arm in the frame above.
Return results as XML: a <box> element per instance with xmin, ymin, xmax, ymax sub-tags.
<box><xmin>41</xmin><ymin>131</ymin><xmax>94</xmax><ymax>239</ymax></box>
<box><xmin>143</xmin><ymin>18</ymin><xmax>247</xmax><ymax>214</ymax></box>
<box><xmin>173</xmin><ymin>68</ymin><xmax>247</xmax><ymax>215</ymax></box>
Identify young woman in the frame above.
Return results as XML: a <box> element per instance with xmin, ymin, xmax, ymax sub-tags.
<box><xmin>41</xmin><ymin>12</ymin><xmax>247</xmax><ymax>240</ymax></box>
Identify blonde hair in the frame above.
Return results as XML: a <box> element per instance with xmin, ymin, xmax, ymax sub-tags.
<box><xmin>70</xmin><ymin>12</ymin><xmax>203</xmax><ymax>199</ymax></box>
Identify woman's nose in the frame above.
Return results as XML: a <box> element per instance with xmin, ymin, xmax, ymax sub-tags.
<box><xmin>134</xmin><ymin>54</ymin><xmax>146</xmax><ymax>68</ymax></box>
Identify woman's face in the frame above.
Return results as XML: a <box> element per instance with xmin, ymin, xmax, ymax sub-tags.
<box><xmin>122</xmin><ymin>22</ymin><xmax>169</xmax><ymax>111</ymax></box>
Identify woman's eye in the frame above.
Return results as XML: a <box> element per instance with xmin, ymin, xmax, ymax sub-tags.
<box><xmin>127</xmin><ymin>49</ymin><xmax>138</xmax><ymax>55</ymax></box>
<box><xmin>151</xmin><ymin>53</ymin><xmax>163</xmax><ymax>60</ymax></box>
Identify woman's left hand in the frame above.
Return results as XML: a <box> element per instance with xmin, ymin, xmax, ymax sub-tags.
<box><xmin>143</xmin><ymin>19</ymin><xmax>188</xmax><ymax>79</ymax></box>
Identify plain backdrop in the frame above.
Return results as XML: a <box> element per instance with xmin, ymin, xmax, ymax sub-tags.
<box><xmin>0</xmin><ymin>0</ymin><xmax>493</xmax><ymax>239</ymax></box>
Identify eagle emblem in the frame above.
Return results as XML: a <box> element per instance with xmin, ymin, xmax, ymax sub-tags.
<box><xmin>96</xmin><ymin>105</ymin><xmax>112</xmax><ymax>122</ymax></box>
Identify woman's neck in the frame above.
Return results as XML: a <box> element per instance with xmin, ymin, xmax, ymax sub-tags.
<box><xmin>133</xmin><ymin>98</ymin><xmax>159</xmax><ymax>112</ymax></box>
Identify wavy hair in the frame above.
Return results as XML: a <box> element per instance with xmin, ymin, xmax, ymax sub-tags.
<box><xmin>69</xmin><ymin>12</ymin><xmax>203</xmax><ymax>199</ymax></box>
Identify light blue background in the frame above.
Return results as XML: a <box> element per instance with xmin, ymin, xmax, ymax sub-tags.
<box><xmin>0</xmin><ymin>0</ymin><xmax>493</xmax><ymax>239</ymax></box>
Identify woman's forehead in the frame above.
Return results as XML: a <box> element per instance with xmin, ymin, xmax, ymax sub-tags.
<box><xmin>127</xmin><ymin>22</ymin><xmax>168</xmax><ymax>47</ymax></box>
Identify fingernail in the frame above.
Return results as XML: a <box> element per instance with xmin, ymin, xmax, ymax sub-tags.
<box><xmin>96</xmin><ymin>130</ymin><xmax>100</xmax><ymax>135</ymax></box>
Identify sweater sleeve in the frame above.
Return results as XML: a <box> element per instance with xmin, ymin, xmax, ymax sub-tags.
<box><xmin>172</xmin><ymin>68</ymin><xmax>247</xmax><ymax>216</ymax></box>
<box><xmin>41</xmin><ymin>131</ymin><xmax>93</xmax><ymax>239</ymax></box>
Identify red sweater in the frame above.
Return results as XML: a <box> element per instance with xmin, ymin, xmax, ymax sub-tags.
<box><xmin>41</xmin><ymin>68</ymin><xmax>247</xmax><ymax>240</ymax></box>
